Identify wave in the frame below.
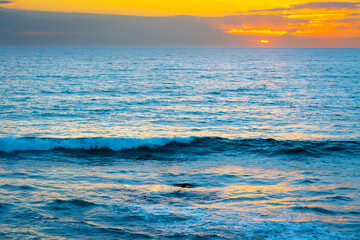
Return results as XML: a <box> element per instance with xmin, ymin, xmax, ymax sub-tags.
<box><xmin>0</xmin><ymin>136</ymin><xmax>195</xmax><ymax>153</ymax></box>
<box><xmin>291</xmin><ymin>206</ymin><xmax>360</xmax><ymax>216</ymax></box>
<box><xmin>0</xmin><ymin>136</ymin><xmax>359</xmax><ymax>158</ymax></box>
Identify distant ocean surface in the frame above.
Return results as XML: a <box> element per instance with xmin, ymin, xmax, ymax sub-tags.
<box><xmin>0</xmin><ymin>47</ymin><xmax>359</xmax><ymax>239</ymax></box>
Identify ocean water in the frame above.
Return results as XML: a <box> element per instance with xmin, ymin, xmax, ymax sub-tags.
<box><xmin>0</xmin><ymin>47</ymin><xmax>359</xmax><ymax>239</ymax></box>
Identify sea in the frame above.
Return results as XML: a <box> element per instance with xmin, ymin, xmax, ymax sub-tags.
<box><xmin>0</xmin><ymin>47</ymin><xmax>359</xmax><ymax>239</ymax></box>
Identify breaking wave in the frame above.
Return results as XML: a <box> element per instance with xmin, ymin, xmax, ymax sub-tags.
<box><xmin>1</xmin><ymin>136</ymin><xmax>359</xmax><ymax>158</ymax></box>
<box><xmin>0</xmin><ymin>136</ymin><xmax>195</xmax><ymax>153</ymax></box>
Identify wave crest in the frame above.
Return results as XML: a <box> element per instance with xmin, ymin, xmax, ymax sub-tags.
<box><xmin>0</xmin><ymin>136</ymin><xmax>195</xmax><ymax>153</ymax></box>
<box><xmin>0</xmin><ymin>136</ymin><xmax>359</xmax><ymax>158</ymax></box>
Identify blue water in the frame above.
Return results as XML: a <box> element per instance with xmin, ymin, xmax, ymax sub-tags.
<box><xmin>0</xmin><ymin>47</ymin><xmax>359</xmax><ymax>239</ymax></box>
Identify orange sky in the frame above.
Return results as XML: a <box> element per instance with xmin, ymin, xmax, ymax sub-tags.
<box><xmin>216</xmin><ymin>2</ymin><xmax>360</xmax><ymax>40</ymax></box>
<box><xmin>1</xmin><ymin>0</ymin><xmax>359</xmax><ymax>46</ymax></box>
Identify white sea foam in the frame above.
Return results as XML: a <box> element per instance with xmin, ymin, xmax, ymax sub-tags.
<box><xmin>0</xmin><ymin>136</ymin><xmax>195</xmax><ymax>153</ymax></box>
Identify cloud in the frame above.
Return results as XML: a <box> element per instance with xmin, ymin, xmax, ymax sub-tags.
<box><xmin>206</xmin><ymin>14</ymin><xmax>307</xmax><ymax>31</ymax></box>
<box><xmin>250</xmin><ymin>1</ymin><xmax>360</xmax><ymax>12</ymax></box>
<box><xmin>213</xmin><ymin>14</ymin><xmax>308</xmax><ymax>25</ymax></box>
<box><xmin>225</xmin><ymin>27</ymin><xmax>287</xmax><ymax>36</ymax></box>
<box><xmin>0</xmin><ymin>7</ymin><xmax>359</xmax><ymax>47</ymax></box>
<box><xmin>0</xmin><ymin>1</ymin><xmax>13</xmax><ymax>4</ymax></box>
<box><xmin>205</xmin><ymin>14</ymin><xmax>309</xmax><ymax>37</ymax></box>
<box><xmin>329</xmin><ymin>17</ymin><xmax>360</xmax><ymax>23</ymax></box>
<box><xmin>293</xmin><ymin>2</ymin><xmax>360</xmax><ymax>10</ymax></box>
<box><xmin>249</xmin><ymin>7</ymin><xmax>290</xmax><ymax>12</ymax></box>
<box><xmin>210</xmin><ymin>11</ymin><xmax>360</xmax><ymax>39</ymax></box>
<box><xmin>0</xmin><ymin>8</ymin><xmax>238</xmax><ymax>46</ymax></box>
<box><xmin>225</xmin><ymin>1</ymin><xmax>359</xmax><ymax>41</ymax></box>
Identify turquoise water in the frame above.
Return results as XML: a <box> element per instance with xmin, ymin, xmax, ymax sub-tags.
<box><xmin>0</xmin><ymin>47</ymin><xmax>359</xmax><ymax>239</ymax></box>
<box><xmin>1</xmin><ymin>47</ymin><xmax>359</xmax><ymax>139</ymax></box>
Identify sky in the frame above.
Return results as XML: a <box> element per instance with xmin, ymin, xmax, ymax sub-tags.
<box><xmin>0</xmin><ymin>0</ymin><xmax>359</xmax><ymax>47</ymax></box>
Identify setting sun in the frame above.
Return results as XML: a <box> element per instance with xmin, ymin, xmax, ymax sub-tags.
<box><xmin>260</xmin><ymin>40</ymin><xmax>270</xmax><ymax>44</ymax></box>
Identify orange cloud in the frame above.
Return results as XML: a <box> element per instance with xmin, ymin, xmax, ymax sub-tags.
<box><xmin>221</xmin><ymin>25</ymin><xmax>287</xmax><ymax>36</ymax></box>
<box><xmin>213</xmin><ymin>1</ymin><xmax>360</xmax><ymax>39</ymax></box>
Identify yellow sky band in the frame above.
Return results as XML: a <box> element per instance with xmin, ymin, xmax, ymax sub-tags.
<box><xmin>4</xmin><ymin>0</ymin><xmax>359</xmax><ymax>17</ymax></box>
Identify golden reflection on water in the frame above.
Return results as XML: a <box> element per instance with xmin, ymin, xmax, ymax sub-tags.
<box><xmin>5</xmin><ymin>120</ymin><xmax>355</xmax><ymax>140</ymax></box>
<box><xmin>1</xmin><ymin>162</ymin><xmax>357</xmax><ymax>229</ymax></box>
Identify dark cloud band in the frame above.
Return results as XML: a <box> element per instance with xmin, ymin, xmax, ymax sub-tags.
<box><xmin>250</xmin><ymin>1</ymin><xmax>360</xmax><ymax>12</ymax></box>
<box><xmin>294</xmin><ymin>2</ymin><xmax>360</xmax><ymax>10</ymax></box>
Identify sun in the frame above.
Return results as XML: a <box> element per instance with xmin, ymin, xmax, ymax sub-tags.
<box><xmin>260</xmin><ymin>39</ymin><xmax>269</xmax><ymax>44</ymax></box>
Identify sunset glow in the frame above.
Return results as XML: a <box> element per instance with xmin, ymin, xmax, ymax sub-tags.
<box><xmin>260</xmin><ymin>39</ymin><xmax>270</xmax><ymax>44</ymax></box>
<box><xmin>0</xmin><ymin>0</ymin><xmax>359</xmax><ymax>47</ymax></box>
